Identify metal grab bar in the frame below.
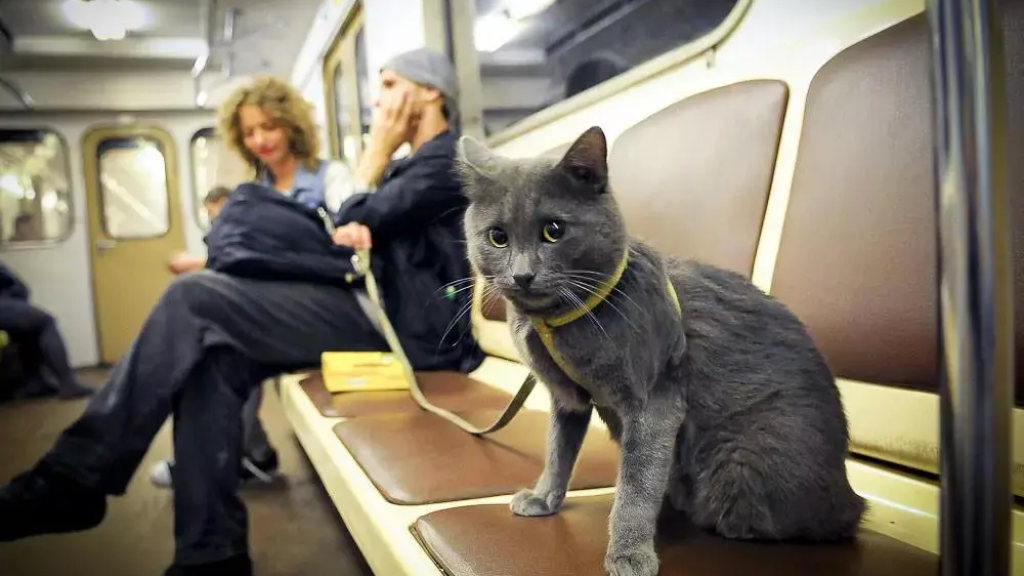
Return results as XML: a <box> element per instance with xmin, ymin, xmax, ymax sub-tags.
<box><xmin>926</xmin><ymin>0</ymin><xmax>1014</xmax><ymax>575</ymax></box>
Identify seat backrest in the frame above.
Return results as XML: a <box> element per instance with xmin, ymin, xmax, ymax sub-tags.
<box><xmin>768</xmin><ymin>8</ymin><xmax>1024</xmax><ymax>496</ymax></box>
<box><xmin>609</xmin><ymin>80</ymin><xmax>789</xmax><ymax>277</ymax></box>
<box><xmin>771</xmin><ymin>15</ymin><xmax>937</xmax><ymax>391</ymax></box>
<box><xmin>771</xmin><ymin>9</ymin><xmax>1024</xmax><ymax>405</ymax></box>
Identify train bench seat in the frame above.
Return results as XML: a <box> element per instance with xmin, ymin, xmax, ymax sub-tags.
<box><xmin>279</xmin><ymin>6</ymin><xmax>1023</xmax><ymax>576</ymax></box>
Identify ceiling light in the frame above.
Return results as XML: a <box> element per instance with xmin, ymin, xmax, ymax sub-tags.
<box><xmin>61</xmin><ymin>0</ymin><xmax>148</xmax><ymax>41</ymax></box>
<box><xmin>504</xmin><ymin>0</ymin><xmax>557</xmax><ymax>20</ymax></box>
<box><xmin>474</xmin><ymin>12</ymin><xmax>526</xmax><ymax>52</ymax></box>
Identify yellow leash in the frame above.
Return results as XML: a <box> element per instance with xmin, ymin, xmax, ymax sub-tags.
<box><xmin>319</xmin><ymin>208</ymin><xmax>536</xmax><ymax>436</ymax></box>
<box><xmin>530</xmin><ymin>250</ymin><xmax>681</xmax><ymax>387</ymax></box>
<box><xmin>349</xmin><ymin>248</ymin><xmax>537</xmax><ymax>436</ymax></box>
<box><xmin>323</xmin><ymin>211</ymin><xmax>680</xmax><ymax>435</ymax></box>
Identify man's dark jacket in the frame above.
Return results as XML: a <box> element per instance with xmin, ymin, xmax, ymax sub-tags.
<box><xmin>204</xmin><ymin>130</ymin><xmax>484</xmax><ymax>373</ymax></box>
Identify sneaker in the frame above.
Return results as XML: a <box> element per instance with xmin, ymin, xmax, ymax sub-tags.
<box><xmin>164</xmin><ymin>553</ymin><xmax>253</xmax><ymax>576</ymax></box>
<box><xmin>149</xmin><ymin>459</ymin><xmax>175</xmax><ymax>488</ymax></box>
<box><xmin>149</xmin><ymin>452</ymin><xmax>280</xmax><ymax>490</ymax></box>
<box><xmin>239</xmin><ymin>451</ymin><xmax>280</xmax><ymax>485</ymax></box>
<box><xmin>0</xmin><ymin>462</ymin><xmax>107</xmax><ymax>542</ymax></box>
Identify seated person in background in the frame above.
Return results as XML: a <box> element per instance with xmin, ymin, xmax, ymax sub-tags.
<box><xmin>0</xmin><ymin>262</ymin><xmax>93</xmax><ymax>400</ymax></box>
<box><xmin>0</xmin><ymin>47</ymin><xmax>481</xmax><ymax>576</ymax></box>
<box><xmin>165</xmin><ymin>186</ymin><xmax>232</xmax><ymax>276</ymax></box>
<box><xmin>9</xmin><ymin>213</ymin><xmax>41</xmax><ymax>242</ymax></box>
<box><xmin>153</xmin><ymin>184</ymin><xmax>280</xmax><ymax>490</ymax></box>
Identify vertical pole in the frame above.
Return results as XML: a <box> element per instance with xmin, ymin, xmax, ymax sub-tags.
<box><xmin>926</xmin><ymin>0</ymin><xmax>1013</xmax><ymax>575</ymax></box>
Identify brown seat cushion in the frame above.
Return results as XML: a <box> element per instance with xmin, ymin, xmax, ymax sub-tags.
<box><xmin>333</xmin><ymin>410</ymin><xmax>620</xmax><ymax>504</ymax></box>
<box><xmin>298</xmin><ymin>371</ymin><xmax>514</xmax><ymax>418</ymax></box>
<box><xmin>412</xmin><ymin>495</ymin><xmax>938</xmax><ymax>576</ymax></box>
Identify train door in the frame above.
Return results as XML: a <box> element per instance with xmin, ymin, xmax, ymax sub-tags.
<box><xmin>82</xmin><ymin>125</ymin><xmax>184</xmax><ymax>364</ymax></box>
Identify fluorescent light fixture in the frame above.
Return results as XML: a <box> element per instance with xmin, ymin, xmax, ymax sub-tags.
<box><xmin>192</xmin><ymin>49</ymin><xmax>209</xmax><ymax>77</ymax></box>
<box><xmin>61</xmin><ymin>0</ymin><xmax>148</xmax><ymax>41</ymax></box>
<box><xmin>196</xmin><ymin>90</ymin><xmax>208</xmax><ymax>107</ymax></box>
<box><xmin>474</xmin><ymin>12</ymin><xmax>526</xmax><ymax>52</ymax></box>
<box><xmin>504</xmin><ymin>0</ymin><xmax>557</xmax><ymax>20</ymax></box>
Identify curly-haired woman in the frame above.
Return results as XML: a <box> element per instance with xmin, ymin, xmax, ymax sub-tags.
<box><xmin>218</xmin><ymin>75</ymin><xmax>354</xmax><ymax>213</ymax></box>
<box><xmin>154</xmin><ymin>77</ymin><xmax>358</xmax><ymax>492</ymax></box>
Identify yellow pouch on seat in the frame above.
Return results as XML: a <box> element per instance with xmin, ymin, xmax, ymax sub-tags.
<box><xmin>320</xmin><ymin>351</ymin><xmax>410</xmax><ymax>392</ymax></box>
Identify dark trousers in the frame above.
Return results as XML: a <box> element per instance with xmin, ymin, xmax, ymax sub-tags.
<box><xmin>0</xmin><ymin>297</ymin><xmax>80</xmax><ymax>396</ymax></box>
<box><xmin>40</xmin><ymin>271</ymin><xmax>386</xmax><ymax>564</ymax></box>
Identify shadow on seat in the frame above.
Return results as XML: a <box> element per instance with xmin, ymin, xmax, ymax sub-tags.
<box><xmin>333</xmin><ymin>409</ymin><xmax>619</xmax><ymax>504</ymax></box>
<box><xmin>411</xmin><ymin>495</ymin><xmax>938</xmax><ymax>576</ymax></box>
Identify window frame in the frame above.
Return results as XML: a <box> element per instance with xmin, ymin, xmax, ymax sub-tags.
<box><xmin>0</xmin><ymin>127</ymin><xmax>76</xmax><ymax>250</ymax></box>
<box><xmin>94</xmin><ymin>134</ymin><xmax>173</xmax><ymax>240</ymax></box>
<box><xmin>453</xmin><ymin>0</ymin><xmax>755</xmax><ymax>147</ymax></box>
<box><xmin>81</xmin><ymin>124</ymin><xmax>179</xmax><ymax>244</ymax></box>
<box><xmin>190</xmin><ymin>126</ymin><xmax>218</xmax><ymax>231</ymax></box>
<box><xmin>323</xmin><ymin>2</ymin><xmax>367</xmax><ymax>162</ymax></box>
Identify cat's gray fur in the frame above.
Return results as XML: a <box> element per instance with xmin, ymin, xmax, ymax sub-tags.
<box><xmin>455</xmin><ymin>127</ymin><xmax>866</xmax><ymax>576</ymax></box>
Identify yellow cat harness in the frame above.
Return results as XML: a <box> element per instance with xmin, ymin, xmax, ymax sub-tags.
<box><xmin>529</xmin><ymin>249</ymin><xmax>682</xmax><ymax>386</ymax></box>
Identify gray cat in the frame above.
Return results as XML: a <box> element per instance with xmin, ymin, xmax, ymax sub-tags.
<box><xmin>455</xmin><ymin>126</ymin><xmax>866</xmax><ymax>576</ymax></box>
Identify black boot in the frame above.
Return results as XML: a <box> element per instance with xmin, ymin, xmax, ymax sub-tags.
<box><xmin>164</xmin><ymin>553</ymin><xmax>253</xmax><ymax>576</ymax></box>
<box><xmin>57</xmin><ymin>381</ymin><xmax>95</xmax><ymax>400</ymax></box>
<box><xmin>0</xmin><ymin>462</ymin><xmax>107</xmax><ymax>541</ymax></box>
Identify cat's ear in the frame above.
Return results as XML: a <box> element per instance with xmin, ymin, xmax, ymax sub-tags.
<box><xmin>455</xmin><ymin>135</ymin><xmax>497</xmax><ymax>200</ymax></box>
<box><xmin>456</xmin><ymin>135</ymin><xmax>498</xmax><ymax>174</ymax></box>
<box><xmin>557</xmin><ymin>126</ymin><xmax>608</xmax><ymax>191</ymax></box>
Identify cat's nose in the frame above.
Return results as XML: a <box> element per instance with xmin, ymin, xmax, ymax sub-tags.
<box><xmin>513</xmin><ymin>272</ymin><xmax>535</xmax><ymax>289</ymax></box>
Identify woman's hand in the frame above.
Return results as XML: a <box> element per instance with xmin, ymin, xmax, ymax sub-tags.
<box><xmin>332</xmin><ymin>222</ymin><xmax>373</xmax><ymax>250</ymax></box>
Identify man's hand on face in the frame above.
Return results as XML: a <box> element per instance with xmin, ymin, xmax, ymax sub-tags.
<box><xmin>332</xmin><ymin>222</ymin><xmax>373</xmax><ymax>250</ymax></box>
<box><xmin>368</xmin><ymin>90</ymin><xmax>416</xmax><ymax>157</ymax></box>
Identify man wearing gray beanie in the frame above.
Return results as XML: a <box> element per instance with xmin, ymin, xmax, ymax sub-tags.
<box><xmin>331</xmin><ymin>45</ymin><xmax>484</xmax><ymax>383</ymax></box>
<box><xmin>341</xmin><ymin>46</ymin><xmax>461</xmax><ymax>193</ymax></box>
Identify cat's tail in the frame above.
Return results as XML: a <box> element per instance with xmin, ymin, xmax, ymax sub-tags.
<box><xmin>821</xmin><ymin>479</ymin><xmax>868</xmax><ymax>539</ymax></box>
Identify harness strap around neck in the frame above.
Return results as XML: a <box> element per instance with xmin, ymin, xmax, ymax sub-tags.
<box><xmin>529</xmin><ymin>249</ymin><xmax>682</xmax><ymax>387</ymax></box>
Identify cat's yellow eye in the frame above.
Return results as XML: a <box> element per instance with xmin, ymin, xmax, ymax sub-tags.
<box><xmin>542</xmin><ymin>221</ymin><xmax>565</xmax><ymax>243</ymax></box>
<box><xmin>489</xmin><ymin>227</ymin><xmax>509</xmax><ymax>248</ymax></box>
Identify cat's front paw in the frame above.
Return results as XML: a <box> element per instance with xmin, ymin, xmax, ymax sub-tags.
<box><xmin>510</xmin><ymin>488</ymin><xmax>562</xmax><ymax>517</ymax></box>
<box><xmin>604</xmin><ymin>544</ymin><xmax>659</xmax><ymax>576</ymax></box>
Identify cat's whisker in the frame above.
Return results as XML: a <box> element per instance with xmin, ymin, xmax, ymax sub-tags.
<box><xmin>429</xmin><ymin>276</ymin><xmax>486</xmax><ymax>297</ymax></box>
<box><xmin>564</xmin><ymin>270</ymin><xmax>643</xmax><ymax>303</ymax></box>
<box><xmin>566</xmin><ymin>280</ymin><xmax>641</xmax><ymax>334</ymax></box>
<box><xmin>567</xmin><ymin>288</ymin><xmax>610</xmax><ymax>339</ymax></box>
<box><xmin>565</xmin><ymin>275</ymin><xmax>644</xmax><ymax>313</ymax></box>
<box><xmin>437</xmin><ymin>291</ymin><xmax>480</xmax><ymax>347</ymax></box>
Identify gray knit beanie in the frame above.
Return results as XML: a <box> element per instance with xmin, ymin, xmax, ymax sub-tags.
<box><xmin>380</xmin><ymin>47</ymin><xmax>460</xmax><ymax>127</ymax></box>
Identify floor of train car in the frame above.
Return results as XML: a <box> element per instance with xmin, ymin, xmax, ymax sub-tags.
<box><xmin>0</xmin><ymin>368</ymin><xmax>374</xmax><ymax>576</ymax></box>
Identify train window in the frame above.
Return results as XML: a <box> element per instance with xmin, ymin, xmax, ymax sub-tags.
<box><xmin>469</xmin><ymin>0</ymin><xmax>741</xmax><ymax>136</ymax></box>
<box><xmin>332</xmin><ymin>61</ymin><xmax>353</xmax><ymax>160</ymax></box>
<box><xmin>355</xmin><ymin>26</ymin><xmax>373</xmax><ymax>151</ymax></box>
<box><xmin>96</xmin><ymin>136</ymin><xmax>170</xmax><ymax>239</ymax></box>
<box><xmin>190</xmin><ymin>128</ymin><xmax>249</xmax><ymax>230</ymax></box>
<box><xmin>0</xmin><ymin>129</ymin><xmax>73</xmax><ymax>246</ymax></box>
<box><xmin>323</xmin><ymin>3</ymin><xmax>365</xmax><ymax>160</ymax></box>
<box><xmin>191</xmin><ymin>128</ymin><xmax>219</xmax><ymax>229</ymax></box>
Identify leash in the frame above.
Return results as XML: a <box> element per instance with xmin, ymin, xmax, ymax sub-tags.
<box><xmin>320</xmin><ymin>208</ymin><xmax>535</xmax><ymax>435</ymax></box>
